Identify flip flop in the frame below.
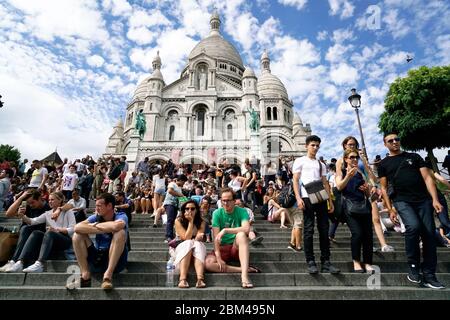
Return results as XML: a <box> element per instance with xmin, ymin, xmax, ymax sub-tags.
<box><xmin>242</xmin><ymin>282</ymin><xmax>254</xmax><ymax>289</ymax></box>
<box><xmin>248</xmin><ymin>265</ymin><xmax>262</xmax><ymax>273</ymax></box>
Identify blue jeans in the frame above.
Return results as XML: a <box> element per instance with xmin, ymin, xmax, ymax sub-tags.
<box><xmin>394</xmin><ymin>199</ymin><xmax>437</xmax><ymax>275</ymax></box>
<box><xmin>164</xmin><ymin>204</ymin><xmax>178</xmax><ymax>241</ymax></box>
<box><xmin>437</xmin><ymin>192</ymin><xmax>450</xmax><ymax>233</ymax></box>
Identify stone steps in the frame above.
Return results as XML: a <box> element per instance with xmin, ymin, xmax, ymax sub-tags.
<box><xmin>2</xmin><ymin>272</ymin><xmax>450</xmax><ymax>288</ymax></box>
<box><xmin>0</xmin><ymin>286</ymin><xmax>449</xmax><ymax>300</ymax></box>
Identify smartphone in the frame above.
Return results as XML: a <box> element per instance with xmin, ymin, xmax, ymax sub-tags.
<box><xmin>370</xmin><ymin>193</ymin><xmax>378</xmax><ymax>202</ymax></box>
<box><xmin>20</xmin><ymin>200</ymin><xmax>27</xmax><ymax>208</ymax></box>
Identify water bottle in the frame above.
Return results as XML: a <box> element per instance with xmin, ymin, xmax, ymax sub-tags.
<box><xmin>11</xmin><ymin>226</ymin><xmax>18</xmax><ymax>234</ymax></box>
<box><xmin>165</xmin><ymin>257</ymin><xmax>175</xmax><ymax>287</ymax></box>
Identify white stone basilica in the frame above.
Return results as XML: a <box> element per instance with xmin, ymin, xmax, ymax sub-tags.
<box><xmin>105</xmin><ymin>13</ymin><xmax>311</xmax><ymax>170</ymax></box>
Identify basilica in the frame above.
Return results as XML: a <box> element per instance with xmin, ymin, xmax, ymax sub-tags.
<box><xmin>105</xmin><ymin>13</ymin><xmax>311</xmax><ymax>170</ymax></box>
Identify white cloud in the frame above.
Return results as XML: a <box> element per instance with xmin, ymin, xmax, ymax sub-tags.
<box><xmin>332</xmin><ymin>28</ymin><xmax>354</xmax><ymax>43</ymax></box>
<box><xmin>330</xmin><ymin>63</ymin><xmax>358</xmax><ymax>85</ymax></box>
<box><xmin>102</xmin><ymin>0</ymin><xmax>132</xmax><ymax>17</ymax></box>
<box><xmin>278</xmin><ymin>0</ymin><xmax>308</xmax><ymax>11</ymax></box>
<box><xmin>8</xmin><ymin>0</ymin><xmax>109</xmax><ymax>43</ymax></box>
<box><xmin>383</xmin><ymin>9</ymin><xmax>410</xmax><ymax>39</ymax></box>
<box><xmin>0</xmin><ymin>75</ymin><xmax>112</xmax><ymax>161</ymax></box>
<box><xmin>325</xmin><ymin>43</ymin><xmax>350</xmax><ymax>64</ymax></box>
<box><xmin>435</xmin><ymin>34</ymin><xmax>450</xmax><ymax>66</ymax></box>
<box><xmin>256</xmin><ymin>17</ymin><xmax>281</xmax><ymax>47</ymax></box>
<box><xmin>126</xmin><ymin>26</ymin><xmax>156</xmax><ymax>45</ymax></box>
<box><xmin>316</xmin><ymin>30</ymin><xmax>328</xmax><ymax>41</ymax></box>
<box><xmin>86</xmin><ymin>55</ymin><xmax>105</xmax><ymax>68</ymax></box>
<box><xmin>328</xmin><ymin>0</ymin><xmax>354</xmax><ymax>19</ymax></box>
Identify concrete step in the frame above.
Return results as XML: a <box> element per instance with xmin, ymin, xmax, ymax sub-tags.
<box><xmin>36</xmin><ymin>260</ymin><xmax>450</xmax><ymax>273</ymax></box>
<box><xmin>0</xmin><ymin>286</ymin><xmax>449</xmax><ymax>300</ymax></box>
<box><xmin>1</xmin><ymin>272</ymin><xmax>448</xmax><ymax>288</ymax></box>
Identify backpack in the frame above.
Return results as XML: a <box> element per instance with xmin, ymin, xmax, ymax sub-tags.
<box><xmin>277</xmin><ymin>183</ymin><xmax>296</xmax><ymax>208</ymax></box>
<box><xmin>260</xmin><ymin>203</ymin><xmax>269</xmax><ymax>218</ymax></box>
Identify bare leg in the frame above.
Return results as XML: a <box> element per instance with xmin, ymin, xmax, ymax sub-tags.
<box><xmin>235</xmin><ymin>232</ymin><xmax>250</xmax><ymax>284</ymax></box>
<box><xmin>103</xmin><ymin>229</ymin><xmax>126</xmax><ymax>281</ymax></box>
<box><xmin>204</xmin><ymin>255</ymin><xmax>243</xmax><ymax>273</ymax></box>
<box><xmin>140</xmin><ymin>198</ymin><xmax>146</xmax><ymax>214</ymax></box>
<box><xmin>372</xmin><ymin>202</ymin><xmax>387</xmax><ymax>247</ymax></box>
<box><xmin>72</xmin><ymin>233</ymin><xmax>92</xmax><ymax>280</ymax></box>
<box><xmin>179</xmin><ymin>250</ymin><xmax>192</xmax><ymax>285</ymax></box>
<box><xmin>294</xmin><ymin>227</ymin><xmax>302</xmax><ymax>249</ymax></box>
<box><xmin>193</xmin><ymin>256</ymin><xmax>205</xmax><ymax>287</ymax></box>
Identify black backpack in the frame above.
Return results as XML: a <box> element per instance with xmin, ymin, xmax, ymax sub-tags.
<box><xmin>277</xmin><ymin>183</ymin><xmax>296</xmax><ymax>208</ymax></box>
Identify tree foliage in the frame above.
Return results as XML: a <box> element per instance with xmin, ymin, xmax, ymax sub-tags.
<box><xmin>0</xmin><ymin>144</ymin><xmax>21</xmax><ymax>165</ymax></box>
<box><xmin>378</xmin><ymin>65</ymin><xmax>450</xmax><ymax>152</ymax></box>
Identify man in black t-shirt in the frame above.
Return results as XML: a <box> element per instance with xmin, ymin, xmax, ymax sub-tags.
<box><xmin>0</xmin><ymin>190</ymin><xmax>49</xmax><ymax>271</ymax></box>
<box><xmin>243</xmin><ymin>160</ymin><xmax>258</xmax><ymax>211</ymax></box>
<box><xmin>378</xmin><ymin>132</ymin><xmax>444</xmax><ymax>289</ymax></box>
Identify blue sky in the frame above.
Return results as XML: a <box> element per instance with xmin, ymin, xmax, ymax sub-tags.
<box><xmin>0</xmin><ymin>0</ymin><xmax>449</xmax><ymax>163</ymax></box>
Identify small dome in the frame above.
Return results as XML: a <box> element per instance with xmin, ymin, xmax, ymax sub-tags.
<box><xmin>261</xmin><ymin>50</ymin><xmax>269</xmax><ymax>61</ymax></box>
<box><xmin>116</xmin><ymin>118</ymin><xmax>124</xmax><ymax>128</ymax></box>
<box><xmin>152</xmin><ymin>51</ymin><xmax>161</xmax><ymax>64</ymax></box>
<box><xmin>293</xmin><ymin>113</ymin><xmax>302</xmax><ymax>126</ymax></box>
<box><xmin>242</xmin><ymin>66</ymin><xmax>256</xmax><ymax>78</ymax></box>
<box><xmin>132</xmin><ymin>77</ymin><xmax>150</xmax><ymax>99</ymax></box>
<box><xmin>149</xmin><ymin>69</ymin><xmax>164</xmax><ymax>81</ymax></box>
<box><xmin>257</xmin><ymin>72</ymin><xmax>288</xmax><ymax>99</ymax></box>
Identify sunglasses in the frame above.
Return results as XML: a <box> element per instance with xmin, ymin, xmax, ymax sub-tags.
<box><xmin>348</xmin><ymin>155</ymin><xmax>360</xmax><ymax>160</ymax></box>
<box><xmin>386</xmin><ymin>137</ymin><xmax>400</xmax><ymax>144</ymax></box>
<box><xmin>185</xmin><ymin>207</ymin><xmax>196</xmax><ymax>211</ymax></box>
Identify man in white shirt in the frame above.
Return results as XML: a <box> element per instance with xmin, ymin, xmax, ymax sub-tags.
<box><xmin>292</xmin><ymin>135</ymin><xmax>339</xmax><ymax>275</ymax></box>
<box><xmin>28</xmin><ymin>160</ymin><xmax>48</xmax><ymax>190</ymax></box>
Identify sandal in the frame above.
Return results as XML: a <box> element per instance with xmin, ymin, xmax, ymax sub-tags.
<box><xmin>241</xmin><ymin>281</ymin><xmax>254</xmax><ymax>289</ymax></box>
<box><xmin>248</xmin><ymin>265</ymin><xmax>262</xmax><ymax>273</ymax></box>
<box><xmin>196</xmin><ymin>277</ymin><xmax>206</xmax><ymax>288</ymax></box>
<box><xmin>101</xmin><ymin>278</ymin><xmax>113</xmax><ymax>290</ymax></box>
<box><xmin>178</xmin><ymin>279</ymin><xmax>189</xmax><ymax>288</ymax></box>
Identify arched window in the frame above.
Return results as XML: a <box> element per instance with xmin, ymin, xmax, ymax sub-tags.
<box><xmin>150</xmin><ymin>103</ymin><xmax>153</xmax><ymax>111</ymax></box>
<box><xmin>273</xmin><ymin>107</ymin><xmax>278</xmax><ymax>121</ymax></box>
<box><xmin>227</xmin><ymin>124</ymin><xmax>233</xmax><ymax>140</ymax></box>
<box><xmin>288</xmin><ymin>111</ymin><xmax>290</xmax><ymax>123</ymax></box>
<box><xmin>284</xmin><ymin>110</ymin><xmax>287</xmax><ymax>122</ymax></box>
<box><xmin>266</xmin><ymin>107</ymin><xmax>272</xmax><ymax>121</ymax></box>
<box><xmin>196</xmin><ymin>107</ymin><xmax>206</xmax><ymax>136</ymax></box>
<box><xmin>169</xmin><ymin>125</ymin><xmax>175</xmax><ymax>141</ymax></box>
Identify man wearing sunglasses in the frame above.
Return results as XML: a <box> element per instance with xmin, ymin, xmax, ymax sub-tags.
<box><xmin>378</xmin><ymin>132</ymin><xmax>444</xmax><ymax>289</ymax></box>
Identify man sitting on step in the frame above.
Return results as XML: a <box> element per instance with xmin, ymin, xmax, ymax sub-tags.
<box><xmin>204</xmin><ymin>188</ymin><xmax>261</xmax><ymax>289</ymax></box>
<box><xmin>67</xmin><ymin>193</ymin><xmax>128</xmax><ymax>290</ymax></box>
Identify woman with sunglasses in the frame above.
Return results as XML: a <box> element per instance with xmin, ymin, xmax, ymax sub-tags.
<box><xmin>335</xmin><ymin>136</ymin><xmax>394</xmax><ymax>253</ymax></box>
<box><xmin>336</xmin><ymin>149</ymin><xmax>375</xmax><ymax>273</ymax></box>
<box><xmin>174</xmin><ymin>200</ymin><xmax>207</xmax><ymax>288</ymax></box>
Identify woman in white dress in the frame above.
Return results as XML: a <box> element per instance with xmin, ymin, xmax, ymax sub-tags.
<box><xmin>174</xmin><ymin>200</ymin><xmax>206</xmax><ymax>288</ymax></box>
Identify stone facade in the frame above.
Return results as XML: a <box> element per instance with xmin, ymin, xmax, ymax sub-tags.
<box><xmin>105</xmin><ymin>13</ymin><xmax>311</xmax><ymax>170</ymax></box>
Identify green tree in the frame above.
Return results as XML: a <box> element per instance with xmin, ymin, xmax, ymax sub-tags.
<box><xmin>0</xmin><ymin>144</ymin><xmax>21</xmax><ymax>165</ymax></box>
<box><xmin>378</xmin><ymin>65</ymin><xmax>450</xmax><ymax>172</ymax></box>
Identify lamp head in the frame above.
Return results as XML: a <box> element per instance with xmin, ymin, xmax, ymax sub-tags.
<box><xmin>348</xmin><ymin>88</ymin><xmax>361</xmax><ymax>108</ymax></box>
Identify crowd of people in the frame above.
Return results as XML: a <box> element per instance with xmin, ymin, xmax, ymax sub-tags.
<box><xmin>0</xmin><ymin>135</ymin><xmax>449</xmax><ymax>291</ymax></box>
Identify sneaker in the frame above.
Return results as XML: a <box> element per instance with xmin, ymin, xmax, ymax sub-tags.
<box><xmin>321</xmin><ymin>261</ymin><xmax>341</xmax><ymax>274</ymax></box>
<box><xmin>23</xmin><ymin>261</ymin><xmax>44</xmax><ymax>273</ymax></box>
<box><xmin>307</xmin><ymin>261</ymin><xmax>318</xmax><ymax>274</ymax></box>
<box><xmin>250</xmin><ymin>236</ymin><xmax>264</xmax><ymax>246</ymax></box>
<box><xmin>287</xmin><ymin>243</ymin><xmax>302</xmax><ymax>252</ymax></box>
<box><xmin>407</xmin><ymin>264</ymin><xmax>421</xmax><ymax>284</ymax></box>
<box><xmin>0</xmin><ymin>260</ymin><xmax>15</xmax><ymax>273</ymax></box>
<box><xmin>5</xmin><ymin>260</ymin><xmax>23</xmax><ymax>273</ymax></box>
<box><xmin>423</xmin><ymin>275</ymin><xmax>445</xmax><ymax>289</ymax></box>
<box><xmin>381</xmin><ymin>245</ymin><xmax>395</xmax><ymax>252</ymax></box>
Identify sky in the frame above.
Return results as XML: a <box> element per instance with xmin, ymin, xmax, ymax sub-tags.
<box><xmin>0</xmin><ymin>0</ymin><xmax>449</xmax><ymax>163</ymax></box>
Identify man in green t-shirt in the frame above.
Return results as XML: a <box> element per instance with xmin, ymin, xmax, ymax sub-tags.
<box><xmin>205</xmin><ymin>188</ymin><xmax>259</xmax><ymax>288</ymax></box>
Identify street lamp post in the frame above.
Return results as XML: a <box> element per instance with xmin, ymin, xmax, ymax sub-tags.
<box><xmin>348</xmin><ymin>88</ymin><xmax>368</xmax><ymax>160</ymax></box>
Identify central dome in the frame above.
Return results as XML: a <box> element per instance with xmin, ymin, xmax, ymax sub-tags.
<box><xmin>188</xmin><ymin>12</ymin><xmax>244</xmax><ymax>69</ymax></box>
<box><xmin>188</xmin><ymin>34</ymin><xmax>244</xmax><ymax>68</ymax></box>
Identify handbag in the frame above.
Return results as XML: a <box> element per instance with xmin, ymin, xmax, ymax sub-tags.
<box><xmin>0</xmin><ymin>232</ymin><xmax>19</xmax><ymax>262</ymax></box>
<box><xmin>344</xmin><ymin>197</ymin><xmax>370</xmax><ymax>215</ymax></box>
<box><xmin>302</xmin><ymin>160</ymin><xmax>329</xmax><ymax>204</ymax></box>
<box><xmin>168</xmin><ymin>239</ymin><xmax>183</xmax><ymax>249</ymax></box>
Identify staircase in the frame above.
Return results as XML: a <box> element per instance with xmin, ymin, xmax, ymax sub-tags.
<box><xmin>1</xmin><ymin>211</ymin><xmax>449</xmax><ymax>300</ymax></box>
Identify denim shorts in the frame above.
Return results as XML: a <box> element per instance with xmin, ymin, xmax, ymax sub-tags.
<box><xmin>87</xmin><ymin>245</ymin><xmax>127</xmax><ymax>273</ymax></box>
